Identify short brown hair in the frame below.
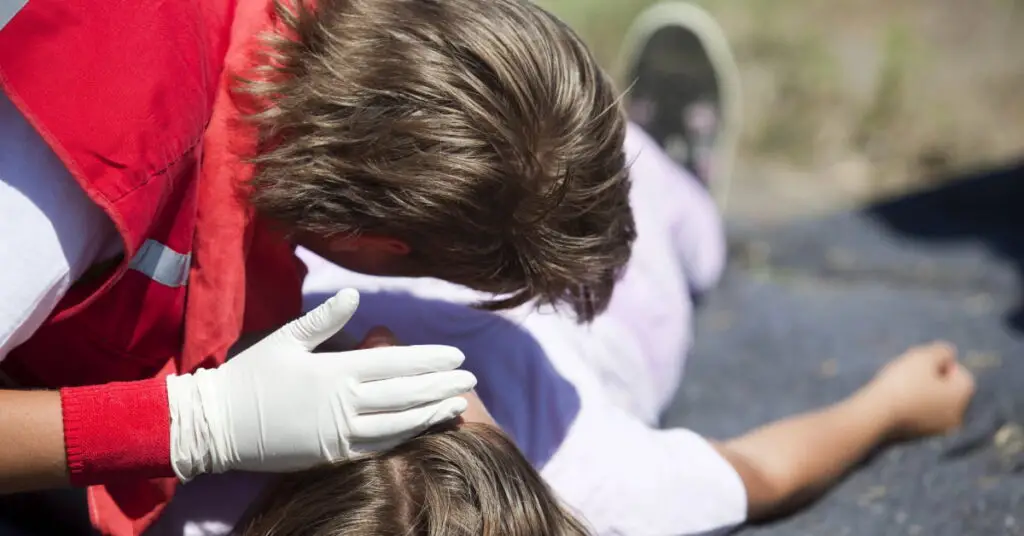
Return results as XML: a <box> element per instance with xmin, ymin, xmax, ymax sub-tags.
<box><xmin>235</xmin><ymin>423</ymin><xmax>591</xmax><ymax>535</ymax></box>
<box><xmin>242</xmin><ymin>0</ymin><xmax>635</xmax><ymax>321</ymax></box>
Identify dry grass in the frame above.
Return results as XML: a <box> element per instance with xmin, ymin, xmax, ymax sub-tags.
<box><xmin>539</xmin><ymin>0</ymin><xmax>1024</xmax><ymax>220</ymax></box>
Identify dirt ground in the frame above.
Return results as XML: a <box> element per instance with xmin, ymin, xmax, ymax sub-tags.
<box><xmin>539</xmin><ymin>0</ymin><xmax>1024</xmax><ymax>222</ymax></box>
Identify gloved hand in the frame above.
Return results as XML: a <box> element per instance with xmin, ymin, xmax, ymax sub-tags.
<box><xmin>166</xmin><ymin>289</ymin><xmax>475</xmax><ymax>481</ymax></box>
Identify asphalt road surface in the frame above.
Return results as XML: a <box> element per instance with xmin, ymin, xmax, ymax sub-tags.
<box><xmin>665</xmin><ymin>162</ymin><xmax>1024</xmax><ymax>536</ymax></box>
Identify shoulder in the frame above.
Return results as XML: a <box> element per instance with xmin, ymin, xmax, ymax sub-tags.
<box><xmin>298</xmin><ymin>249</ymin><xmax>589</xmax><ymax>466</ymax></box>
<box><xmin>347</xmin><ymin>291</ymin><xmax>586</xmax><ymax>467</ymax></box>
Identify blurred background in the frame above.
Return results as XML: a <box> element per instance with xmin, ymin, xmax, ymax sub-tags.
<box><xmin>539</xmin><ymin>0</ymin><xmax>1024</xmax><ymax>222</ymax></box>
<box><xmin>540</xmin><ymin>7</ymin><xmax>1024</xmax><ymax>532</ymax></box>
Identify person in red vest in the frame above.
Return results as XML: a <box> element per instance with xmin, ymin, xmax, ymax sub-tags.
<box><xmin>0</xmin><ymin>0</ymin><xmax>634</xmax><ymax>534</ymax></box>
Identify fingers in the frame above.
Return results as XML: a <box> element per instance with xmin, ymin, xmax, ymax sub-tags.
<box><xmin>353</xmin><ymin>370</ymin><xmax>477</xmax><ymax>413</ymax></box>
<box><xmin>901</xmin><ymin>340</ymin><xmax>957</xmax><ymax>375</ymax></box>
<box><xmin>941</xmin><ymin>363</ymin><xmax>976</xmax><ymax>429</ymax></box>
<box><xmin>920</xmin><ymin>341</ymin><xmax>957</xmax><ymax>376</ymax></box>
<box><xmin>349</xmin><ymin>397</ymin><xmax>469</xmax><ymax>444</ymax></box>
<box><xmin>925</xmin><ymin>340</ymin><xmax>956</xmax><ymax>355</ymax></box>
<box><xmin>286</xmin><ymin>289</ymin><xmax>361</xmax><ymax>350</ymax></box>
<box><xmin>926</xmin><ymin>341</ymin><xmax>957</xmax><ymax>371</ymax></box>
<box><xmin>328</xmin><ymin>345</ymin><xmax>466</xmax><ymax>382</ymax></box>
<box><xmin>948</xmin><ymin>362</ymin><xmax>976</xmax><ymax>398</ymax></box>
<box><xmin>912</xmin><ymin>340</ymin><xmax>956</xmax><ymax>361</ymax></box>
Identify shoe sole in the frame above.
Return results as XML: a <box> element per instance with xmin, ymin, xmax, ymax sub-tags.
<box><xmin>616</xmin><ymin>2</ymin><xmax>742</xmax><ymax>210</ymax></box>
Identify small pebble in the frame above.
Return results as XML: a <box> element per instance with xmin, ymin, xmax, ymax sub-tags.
<box><xmin>964</xmin><ymin>350</ymin><xmax>1001</xmax><ymax>371</ymax></box>
<box><xmin>977</xmin><ymin>476</ymin><xmax>1001</xmax><ymax>490</ymax></box>
<box><xmin>858</xmin><ymin>485</ymin><xmax>888</xmax><ymax>506</ymax></box>
<box><xmin>819</xmin><ymin>358</ymin><xmax>839</xmax><ymax>378</ymax></box>
<box><xmin>825</xmin><ymin>248</ymin><xmax>856</xmax><ymax>270</ymax></box>
<box><xmin>745</xmin><ymin>241</ymin><xmax>772</xmax><ymax>265</ymax></box>
<box><xmin>964</xmin><ymin>293</ymin><xmax>996</xmax><ymax>315</ymax></box>
<box><xmin>706</xmin><ymin>311</ymin><xmax>734</xmax><ymax>332</ymax></box>
<box><xmin>994</xmin><ymin>423</ymin><xmax>1024</xmax><ymax>457</ymax></box>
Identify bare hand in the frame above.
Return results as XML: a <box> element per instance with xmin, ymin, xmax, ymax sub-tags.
<box><xmin>867</xmin><ymin>341</ymin><xmax>976</xmax><ymax>439</ymax></box>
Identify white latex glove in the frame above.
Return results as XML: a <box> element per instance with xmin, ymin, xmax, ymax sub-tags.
<box><xmin>166</xmin><ymin>289</ymin><xmax>475</xmax><ymax>481</ymax></box>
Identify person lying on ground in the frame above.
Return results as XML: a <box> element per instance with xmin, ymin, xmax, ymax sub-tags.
<box><xmin>150</xmin><ymin>122</ymin><xmax>975</xmax><ymax>536</ymax></box>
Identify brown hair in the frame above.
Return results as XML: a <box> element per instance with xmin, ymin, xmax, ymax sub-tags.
<box><xmin>241</xmin><ymin>0</ymin><xmax>635</xmax><ymax>321</ymax></box>
<box><xmin>235</xmin><ymin>423</ymin><xmax>591</xmax><ymax>536</ymax></box>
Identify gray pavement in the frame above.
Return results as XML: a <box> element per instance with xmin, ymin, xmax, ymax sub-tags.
<box><xmin>664</xmin><ymin>162</ymin><xmax>1024</xmax><ymax>536</ymax></box>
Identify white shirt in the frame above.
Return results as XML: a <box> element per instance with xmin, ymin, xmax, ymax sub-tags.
<box><xmin>0</xmin><ymin>91</ymin><xmax>121</xmax><ymax>362</ymax></box>
<box><xmin>150</xmin><ymin>250</ymin><xmax>747</xmax><ymax>536</ymax></box>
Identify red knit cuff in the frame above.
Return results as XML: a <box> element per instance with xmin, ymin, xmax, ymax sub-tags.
<box><xmin>60</xmin><ymin>378</ymin><xmax>174</xmax><ymax>487</ymax></box>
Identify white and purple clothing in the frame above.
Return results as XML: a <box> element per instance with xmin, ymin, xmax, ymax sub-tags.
<box><xmin>148</xmin><ymin>124</ymin><xmax>747</xmax><ymax>536</ymax></box>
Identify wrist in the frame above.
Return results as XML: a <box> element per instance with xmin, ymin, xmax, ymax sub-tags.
<box><xmin>847</xmin><ymin>381</ymin><xmax>901</xmax><ymax>442</ymax></box>
<box><xmin>166</xmin><ymin>368</ymin><xmax>235</xmax><ymax>481</ymax></box>
<box><xmin>60</xmin><ymin>378</ymin><xmax>174</xmax><ymax>486</ymax></box>
<box><xmin>166</xmin><ymin>371</ymin><xmax>208</xmax><ymax>482</ymax></box>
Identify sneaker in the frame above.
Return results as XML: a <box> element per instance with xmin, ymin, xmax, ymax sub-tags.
<box><xmin>618</xmin><ymin>2</ymin><xmax>741</xmax><ymax>208</ymax></box>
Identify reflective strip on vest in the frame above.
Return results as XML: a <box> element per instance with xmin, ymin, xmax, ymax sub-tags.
<box><xmin>0</xmin><ymin>0</ymin><xmax>28</xmax><ymax>31</ymax></box>
<box><xmin>129</xmin><ymin>239</ymin><xmax>191</xmax><ymax>287</ymax></box>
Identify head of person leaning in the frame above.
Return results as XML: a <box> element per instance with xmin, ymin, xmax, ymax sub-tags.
<box><xmin>241</xmin><ymin>0</ymin><xmax>635</xmax><ymax>322</ymax></box>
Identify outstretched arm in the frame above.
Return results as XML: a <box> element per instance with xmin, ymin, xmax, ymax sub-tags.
<box><xmin>713</xmin><ymin>342</ymin><xmax>975</xmax><ymax>521</ymax></box>
<box><xmin>0</xmin><ymin>90</ymin><xmax>121</xmax><ymax>493</ymax></box>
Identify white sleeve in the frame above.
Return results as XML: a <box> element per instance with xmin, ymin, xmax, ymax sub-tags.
<box><xmin>541</xmin><ymin>378</ymin><xmax>747</xmax><ymax>536</ymax></box>
<box><xmin>0</xmin><ymin>92</ymin><xmax>120</xmax><ymax>362</ymax></box>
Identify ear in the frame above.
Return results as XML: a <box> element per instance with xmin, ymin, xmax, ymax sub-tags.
<box><xmin>324</xmin><ymin>235</ymin><xmax>410</xmax><ymax>255</ymax></box>
<box><xmin>357</xmin><ymin>236</ymin><xmax>411</xmax><ymax>256</ymax></box>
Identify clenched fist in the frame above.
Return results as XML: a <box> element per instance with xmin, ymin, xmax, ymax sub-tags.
<box><xmin>866</xmin><ymin>341</ymin><xmax>976</xmax><ymax>439</ymax></box>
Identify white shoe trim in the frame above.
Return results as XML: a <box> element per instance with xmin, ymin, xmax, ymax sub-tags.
<box><xmin>616</xmin><ymin>2</ymin><xmax>743</xmax><ymax>210</ymax></box>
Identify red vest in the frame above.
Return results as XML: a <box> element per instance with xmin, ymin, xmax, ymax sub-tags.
<box><xmin>0</xmin><ymin>0</ymin><xmax>303</xmax><ymax>533</ymax></box>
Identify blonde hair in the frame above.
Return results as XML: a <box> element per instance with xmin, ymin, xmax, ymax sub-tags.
<box><xmin>235</xmin><ymin>424</ymin><xmax>590</xmax><ymax>535</ymax></box>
